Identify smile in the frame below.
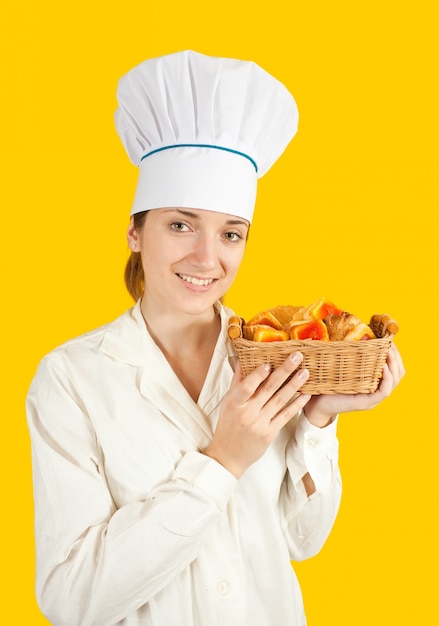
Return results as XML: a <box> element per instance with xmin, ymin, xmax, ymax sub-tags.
<box><xmin>178</xmin><ymin>274</ymin><xmax>215</xmax><ymax>286</ymax></box>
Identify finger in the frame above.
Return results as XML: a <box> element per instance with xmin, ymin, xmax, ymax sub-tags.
<box><xmin>231</xmin><ymin>362</ymin><xmax>273</xmax><ymax>404</ymax></box>
<box><xmin>271</xmin><ymin>390</ymin><xmax>312</xmax><ymax>430</ymax></box>
<box><xmin>262</xmin><ymin>367</ymin><xmax>310</xmax><ymax>418</ymax></box>
<box><xmin>378</xmin><ymin>362</ymin><xmax>394</xmax><ymax>396</ymax></box>
<box><xmin>388</xmin><ymin>344</ymin><xmax>405</xmax><ymax>382</ymax></box>
<box><xmin>358</xmin><ymin>356</ymin><xmax>400</xmax><ymax>408</ymax></box>
<box><xmin>256</xmin><ymin>352</ymin><xmax>304</xmax><ymax>400</ymax></box>
<box><xmin>383</xmin><ymin>346</ymin><xmax>404</xmax><ymax>388</ymax></box>
<box><xmin>229</xmin><ymin>359</ymin><xmax>244</xmax><ymax>388</ymax></box>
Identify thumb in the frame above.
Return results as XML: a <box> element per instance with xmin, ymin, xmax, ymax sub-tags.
<box><xmin>230</xmin><ymin>359</ymin><xmax>244</xmax><ymax>389</ymax></box>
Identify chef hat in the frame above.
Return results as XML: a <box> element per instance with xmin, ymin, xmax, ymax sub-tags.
<box><xmin>115</xmin><ymin>50</ymin><xmax>298</xmax><ymax>222</ymax></box>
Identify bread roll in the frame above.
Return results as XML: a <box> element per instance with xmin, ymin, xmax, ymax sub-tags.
<box><xmin>323</xmin><ymin>311</ymin><xmax>359</xmax><ymax>341</ymax></box>
<box><xmin>324</xmin><ymin>311</ymin><xmax>376</xmax><ymax>341</ymax></box>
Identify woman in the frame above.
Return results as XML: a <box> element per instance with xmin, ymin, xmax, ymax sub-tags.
<box><xmin>26</xmin><ymin>51</ymin><xmax>404</xmax><ymax>626</ymax></box>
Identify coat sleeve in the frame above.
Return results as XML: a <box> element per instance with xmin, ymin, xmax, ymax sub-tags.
<box><xmin>26</xmin><ymin>354</ymin><xmax>237</xmax><ymax>626</ymax></box>
<box><xmin>279</xmin><ymin>412</ymin><xmax>342</xmax><ymax>561</ymax></box>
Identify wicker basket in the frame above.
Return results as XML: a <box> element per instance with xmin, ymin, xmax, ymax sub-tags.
<box><xmin>229</xmin><ymin>314</ymin><xmax>397</xmax><ymax>395</ymax></box>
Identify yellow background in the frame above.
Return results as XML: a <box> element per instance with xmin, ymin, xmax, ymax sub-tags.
<box><xmin>1</xmin><ymin>1</ymin><xmax>437</xmax><ymax>623</ymax></box>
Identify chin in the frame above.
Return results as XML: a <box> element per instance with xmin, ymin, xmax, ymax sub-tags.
<box><xmin>177</xmin><ymin>293</ymin><xmax>221</xmax><ymax>316</ymax></box>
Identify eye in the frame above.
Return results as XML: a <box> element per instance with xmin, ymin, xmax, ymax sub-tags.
<box><xmin>170</xmin><ymin>221</ymin><xmax>190</xmax><ymax>232</ymax></box>
<box><xmin>224</xmin><ymin>231</ymin><xmax>244</xmax><ymax>242</ymax></box>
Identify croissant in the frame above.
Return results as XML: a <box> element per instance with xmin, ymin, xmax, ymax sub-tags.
<box><xmin>324</xmin><ymin>312</ymin><xmax>376</xmax><ymax>341</ymax></box>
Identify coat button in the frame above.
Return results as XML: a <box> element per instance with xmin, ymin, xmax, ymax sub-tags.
<box><xmin>307</xmin><ymin>437</ymin><xmax>320</xmax><ymax>448</ymax></box>
<box><xmin>216</xmin><ymin>580</ymin><xmax>231</xmax><ymax>595</ymax></box>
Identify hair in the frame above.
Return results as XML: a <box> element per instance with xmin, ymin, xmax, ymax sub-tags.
<box><xmin>124</xmin><ymin>211</ymin><xmax>148</xmax><ymax>301</ymax></box>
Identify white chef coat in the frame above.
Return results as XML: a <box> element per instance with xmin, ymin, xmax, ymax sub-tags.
<box><xmin>26</xmin><ymin>300</ymin><xmax>342</xmax><ymax>626</ymax></box>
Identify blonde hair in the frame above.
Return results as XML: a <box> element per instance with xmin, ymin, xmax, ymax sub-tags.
<box><xmin>124</xmin><ymin>211</ymin><xmax>147</xmax><ymax>301</ymax></box>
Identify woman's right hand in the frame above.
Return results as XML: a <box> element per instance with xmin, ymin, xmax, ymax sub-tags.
<box><xmin>203</xmin><ymin>353</ymin><xmax>311</xmax><ymax>478</ymax></box>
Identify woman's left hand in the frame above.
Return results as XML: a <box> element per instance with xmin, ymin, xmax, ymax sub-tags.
<box><xmin>303</xmin><ymin>343</ymin><xmax>405</xmax><ymax>428</ymax></box>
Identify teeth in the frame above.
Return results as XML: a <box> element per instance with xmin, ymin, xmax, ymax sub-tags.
<box><xmin>179</xmin><ymin>274</ymin><xmax>214</xmax><ymax>286</ymax></box>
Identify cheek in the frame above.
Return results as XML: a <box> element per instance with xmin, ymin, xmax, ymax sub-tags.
<box><xmin>224</xmin><ymin>246</ymin><xmax>246</xmax><ymax>277</ymax></box>
<box><xmin>235</xmin><ymin>242</ymin><xmax>247</xmax><ymax>265</ymax></box>
<box><xmin>139</xmin><ymin>234</ymin><xmax>166</xmax><ymax>267</ymax></box>
<box><xmin>140</xmin><ymin>248</ymin><xmax>161</xmax><ymax>280</ymax></box>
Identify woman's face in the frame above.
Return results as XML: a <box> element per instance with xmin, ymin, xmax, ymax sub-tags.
<box><xmin>127</xmin><ymin>207</ymin><xmax>249</xmax><ymax>317</ymax></box>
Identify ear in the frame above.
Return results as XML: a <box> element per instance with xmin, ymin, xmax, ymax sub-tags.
<box><xmin>127</xmin><ymin>218</ymin><xmax>140</xmax><ymax>252</ymax></box>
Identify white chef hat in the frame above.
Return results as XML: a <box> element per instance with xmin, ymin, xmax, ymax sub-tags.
<box><xmin>115</xmin><ymin>50</ymin><xmax>298</xmax><ymax>223</ymax></box>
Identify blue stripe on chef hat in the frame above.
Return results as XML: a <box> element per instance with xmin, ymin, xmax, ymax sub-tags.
<box><xmin>140</xmin><ymin>144</ymin><xmax>259</xmax><ymax>173</ymax></box>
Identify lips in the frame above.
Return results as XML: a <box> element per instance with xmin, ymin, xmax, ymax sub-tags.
<box><xmin>177</xmin><ymin>273</ymin><xmax>215</xmax><ymax>286</ymax></box>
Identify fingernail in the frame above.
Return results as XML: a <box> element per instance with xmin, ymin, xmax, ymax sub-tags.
<box><xmin>298</xmin><ymin>368</ymin><xmax>309</xmax><ymax>380</ymax></box>
<box><xmin>290</xmin><ymin>352</ymin><xmax>303</xmax><ymax>365</ymax></box>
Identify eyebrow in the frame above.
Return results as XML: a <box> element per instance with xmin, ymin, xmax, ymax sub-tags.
<box><xmin>166</xmin><ymin>208</ymin><xmax>249</xmax><ymax>227</ymax></box>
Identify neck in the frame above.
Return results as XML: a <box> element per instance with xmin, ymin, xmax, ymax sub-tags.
<box><xmin>139</xmin><ymin>298</ymin><xmax>222</xmax><ymax>402</ymax></box>
<box><xmin>140</xmin><ymin>298</ymin><xmax>220</xmax><ymax>356</ymax></box>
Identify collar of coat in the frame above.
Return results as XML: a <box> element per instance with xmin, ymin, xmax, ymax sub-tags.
<box><xmin>99</xmin><ymin>299</ymin><xmax>237</xmax><ymax>368</ymax></box>
<box><xmin>98</xmin><ymin>300</ymin><xmax>237</xmax><ymax>440</ymax></box>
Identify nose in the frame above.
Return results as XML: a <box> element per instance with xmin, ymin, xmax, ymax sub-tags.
<box><xmin>186</xmin><ymin>232</ymin><xmax>218</xmax><ymax>270</ymax></box>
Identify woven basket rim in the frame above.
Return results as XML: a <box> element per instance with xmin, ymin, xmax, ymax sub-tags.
<box><xmin>231</xmin><ymin>333</ymin><xmax>394</xmax><ymax>349</ymax></box>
